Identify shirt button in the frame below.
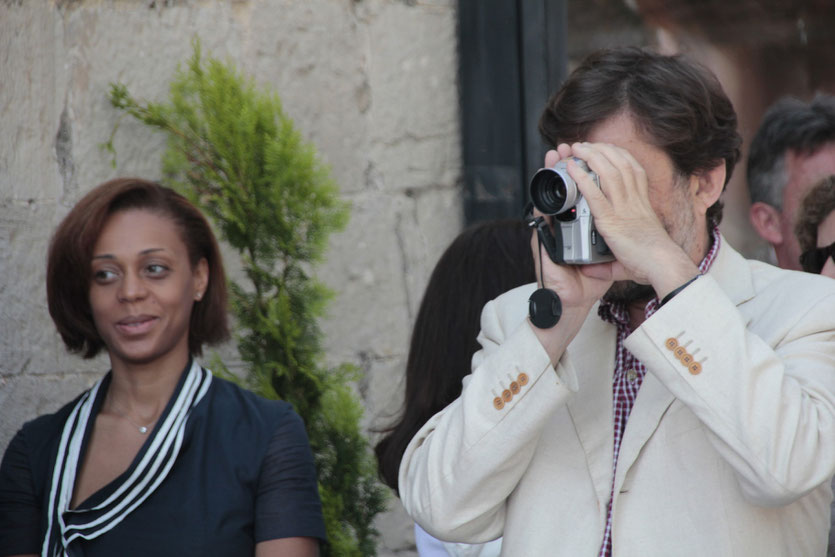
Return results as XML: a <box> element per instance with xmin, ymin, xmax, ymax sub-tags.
<box><xmin>626</xmin><ymin>369</ymin><xmax>638</xmax><ymax>382</ymax></box>
<box><xmin>493</xmin><ymin>397</ymin><xmax>505</xmax><ymax>410</ymax></box>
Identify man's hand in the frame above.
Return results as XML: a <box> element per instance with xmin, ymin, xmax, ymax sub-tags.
<box><xmin>528</xmin><ymin>147</ymin><xmax>614</xmax><ymax>363</ymax></box>
<box><xmin>561</xmin><ymin>142</ymin><xmax>701</xmax><ymax>300</ymax></box>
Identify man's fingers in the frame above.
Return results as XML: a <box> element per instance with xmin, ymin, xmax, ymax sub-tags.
<box><xmin>565</xmin><ymin>157</ymin><xmax>609</xmax><ymax>218</ymax></box>
<box><xmin>592</xmin><ymin>143</ymin><xmax>643</xmax><ymax>194</ymax></box>
<box><xmin>579</xmin><ymin>260</ymin><xmax>633</xmax><ymax>283</ymax></box>
<box><xmin>544</xmin><ymin>149</ymin><xmax>560</xmax><ymax>168</ymax></box>
<box><xmin>578</xmin><ymin>262</ymin><xmax>614</xmax><ymax>281</ymax></box>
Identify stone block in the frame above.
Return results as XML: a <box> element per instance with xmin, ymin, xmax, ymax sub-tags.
<box><xmin>319</xmin><ymin>185</ymin><xmax>461</xmax><ymax>365</ymax></box>
<box><xmin>0</xmin><ymin>372</ymin><xmax>99</xmax><ymax>455</ymax></box>
<box><xmin>319</xmin><ymin>190</ymin><xmax>414</xmax><ymax>363</ymax></box>
<box><xmin>356</xmin><ymin>351</ymin><xmax>406</xmax><ymax>435</ymax></box>
<box><xmin>247</xmin><ymin>0</ymin><xmax>371</xmax><ymax>195</ymax></box>
<box><xmin>0</xmin><ymin>200</ymin><xmax>105</xmax><ymax>376</ymax></box>
<box><xmin>402</xmin><ymin>185</ymin><xmax>464</xmax><ymax>317</ymax></box>
<box><xmin>0</xmin><ymin>2</ymin><xmax>67</xmax><ymax>201</ymax></box>
<box><xmin>57</xmin><ymin>3</ymin><xmax>240</xmax><ymax>192</ymax></box>
<box><xmin>374</xmin><ymin>497</ymin><xmax>419</xmax><ymax>557</ymax></box>
<box><xmin>364</xmin><ymin>1</ymin><xmax>460</xmax><ymax>192</ymax></box>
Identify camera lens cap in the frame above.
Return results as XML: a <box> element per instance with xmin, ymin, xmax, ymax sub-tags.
<box><xmin>528</xmin><ymin>288</ymin><xmax>562</xmax><ymax>329</ymax></box>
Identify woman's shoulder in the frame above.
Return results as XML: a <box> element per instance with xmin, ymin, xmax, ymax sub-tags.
<box><xmin>205</xmin><ymin>373</ymin><xmax>297</xmax><ymax>425</ymax></box>
<box><xmin>15</xmin><ymin>391</ymin><xmax>88</xmax><ymax>450</ymax></box>
<box><xmin>199</xmin><ymin>372</ymin><xmax>310</xmax><ymax>466</ymax></box>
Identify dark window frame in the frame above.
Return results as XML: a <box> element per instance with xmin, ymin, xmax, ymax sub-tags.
<box><xmin>458</xmin><ymin>0</ymin><xmax>567</xmax><ymax>224</ymax></box>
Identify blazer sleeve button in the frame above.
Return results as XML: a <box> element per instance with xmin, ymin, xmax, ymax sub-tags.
<box><xmin>674</xmin><ymin>346</ymin><xmax>687</xmax><ymax>359</ymax></box>
<box><xmin>665</xmin><ymin>338</ymin><xmax>678</xmax><ymax>350</ymax></box>
<box><xmin>510</xmin><ymin>381</ymin><xmax>520</xmax><ymax>394</ymax></box>
<box><xmin>493</xmin><ymin>397</ymin><xmax>505</xmax><ymax>410</ymax></box>
<box><xmin>502</xmin><ymin>389</ymin><xmax>513</xmax><ymax>402</ymax></box>
<box><xmin>518</xmin><ymin>372</ymin><xmax>529</xmax><ymax>386</ymax></box>
<box><xmin>688</xmin><ymin>362</ymin><xmax>702</xmax><ymax>375</ymax></box>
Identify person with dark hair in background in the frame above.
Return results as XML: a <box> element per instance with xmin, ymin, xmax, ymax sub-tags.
<box><xmin>0</xmin><ymin>178</ymin><xmax>325</xmax><ymax>557</ymax></box>
<box><xmin>399</xmin><ymin>47</ymin><xmax>835</xmax><ymax>556</ymax></box>
<box><xmin>796</xmin><ymin>175</ymin><xmax>835</xmax><ymax>279</ymax></box>
<box><xmin>748</xmin><ymin>94</ymin><xmax>835</xmax><ymax>270</ymax></box>
<box><xmin>376</xmin><ymin>219</ymin><xmax>535</xmax><ymax>557</ymax></box>
<box><xmin>795</xmin><ymin>175</ymin><xmax>835</xmax><ymax>557</ymax></box>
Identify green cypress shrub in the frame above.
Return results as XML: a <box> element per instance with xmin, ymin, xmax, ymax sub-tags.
<box><xmin>105</xmin><ymin>40</ymin><xmax>386</xmax><ymax>556</ymax></box>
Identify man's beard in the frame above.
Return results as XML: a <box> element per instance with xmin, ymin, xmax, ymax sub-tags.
<box><xmin>602</xmin><ymin>178</ymin><xmax>699</xmax><ymax>306</ymax></box>
<box><xmin>602</xmin><ymin>280</ymin><xmax>656</xmax><ymax>305</ymax></box>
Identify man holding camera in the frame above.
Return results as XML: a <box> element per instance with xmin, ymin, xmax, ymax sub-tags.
<box><xmin>398</xmin><ymin>47</ymin><xmax>835</xmax><ymax>556</ymax></box>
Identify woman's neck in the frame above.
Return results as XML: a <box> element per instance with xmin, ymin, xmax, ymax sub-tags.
<box><xmin>106</xmin><ymin>352</ymin><xmax>191</xmax><ymax>422</ymax></box>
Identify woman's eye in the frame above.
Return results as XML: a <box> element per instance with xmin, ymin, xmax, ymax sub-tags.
<box><xmin>146</xmin><ymin>264</ymin><xmax>168</xmax><ymax>275</ymax></box>
<box><xmin>93</xmin><ymin>269</ymin><xmax>117</xmax><ymax>282</ymax></box>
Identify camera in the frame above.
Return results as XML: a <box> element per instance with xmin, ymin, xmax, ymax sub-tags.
<box><xmin>528</xmin><ymin>158</ymin><xmax>614</xmax><ymax>265</ymax></box>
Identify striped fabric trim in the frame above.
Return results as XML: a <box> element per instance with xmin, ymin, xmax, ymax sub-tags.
<box><xmin>42</xmin><ymin>361</ymin><xmax>212</xmax><ymax>557</ymax></box>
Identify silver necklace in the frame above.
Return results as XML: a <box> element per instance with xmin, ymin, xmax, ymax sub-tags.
<box><xmin>110</xmin><ymin>403</ymin><xmax>153</xmax><ymax>434</ymax></box>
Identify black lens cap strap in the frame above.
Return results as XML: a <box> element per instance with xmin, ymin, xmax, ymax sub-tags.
<box><xmin>526</xmin><ymin>212</ymin><xmax>562</xmax><ymax>329</ymax></box>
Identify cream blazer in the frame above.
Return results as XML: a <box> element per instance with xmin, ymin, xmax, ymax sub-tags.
<box><xmin>399</xmin><ymin>239</ymin><xmax>835</xmax><ymax>556</ymax></box>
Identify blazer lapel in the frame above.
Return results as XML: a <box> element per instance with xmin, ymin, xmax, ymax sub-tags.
<box><xmin>612</xmin><ymin>236</ymin><xmax>755</xmax><ymax>494</ymax></box>
<box><xmin>611</xmin><ymin>371</ymin><xmax>675</xmax><ymax>495</ymax></box>
<box><xmin>566</xmin><ymin>306</ymin><xmax>617</xmax><ymax>511</ymax></box>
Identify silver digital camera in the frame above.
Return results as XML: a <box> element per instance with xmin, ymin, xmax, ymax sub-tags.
<box><xmin>528</xmin><ymin>158</ymin><xmax>614</xmax><ymax>265</ymax></box>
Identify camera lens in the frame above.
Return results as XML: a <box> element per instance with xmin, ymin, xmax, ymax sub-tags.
<box><xmin>530</xmin><ymin>168</ymin><xmax>574</xmax><ymax>215</ymax></box>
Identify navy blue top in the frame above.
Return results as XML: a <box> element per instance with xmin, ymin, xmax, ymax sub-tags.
<box><xmin>0</xmin><ymin>370</ymin><xmax>326</xmax><ymax>556</ymax></box>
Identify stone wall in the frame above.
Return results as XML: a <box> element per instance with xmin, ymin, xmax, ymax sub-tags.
<box><xmin>0</xmin><ymin>1</ymin><xmax>460</xmax><ymax>555</ymax></box>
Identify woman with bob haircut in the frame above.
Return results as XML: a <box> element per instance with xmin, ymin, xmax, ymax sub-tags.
<box><xmin>0</xmin><ymin>178</ymin><xmax>325</xmax><ymax>557</ymax></box>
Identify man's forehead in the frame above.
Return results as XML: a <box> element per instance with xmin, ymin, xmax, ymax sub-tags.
<box><xmin>780</xmin><ymin>144</ymin><xmax>835</xmax><ymax>222</ymax></box>
<box><xmin>784</xmin><ymin>144</ymin><xmax>835</xmax><ymax>193</ymax></box>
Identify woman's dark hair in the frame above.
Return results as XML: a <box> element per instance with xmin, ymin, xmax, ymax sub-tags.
<box><xmin>795</xmin><ymin>175</ymin><xmax>835</xmax><ymax>254</ymax></box>
<box><xmin>375</xmin><ymin>219</ymin><xmax>536</xmax><ymax>493</ymax></box>
<box><xmin>539</xmin><ymin>46</ymin><xmax>741</xmax><ymax>227</ymax></box>
<box><xmin>47</xmin><ymin>177</ymin><xmax>229</xmax><ymax>359</ymax></box>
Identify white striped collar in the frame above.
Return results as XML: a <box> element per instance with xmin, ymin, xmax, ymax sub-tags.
<box><xmin>42</xmin><ymin>360</ymin><xmax>212</xmax><ymax>557</ymax></box>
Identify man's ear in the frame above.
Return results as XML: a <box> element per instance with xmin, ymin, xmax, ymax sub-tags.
<box><xmin>690</xmin><ymin>163</ymin><xmax>726</xmax><ymax>216</ymax></box>
<box><xmin>749</xmin><ymin>202</ymin><xmax>784</xmax><ymax>245</ymax></box>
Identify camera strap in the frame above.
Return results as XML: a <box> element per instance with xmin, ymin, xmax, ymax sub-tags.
<box><xmin>524</xmin><ymin>205</ymin><xmax>564</xmax><ymax>265</ymax></box>
<box><xmin>526</xmin><ymin>213</ymin><xmax>562</xmax><ymax>329</ymax></box>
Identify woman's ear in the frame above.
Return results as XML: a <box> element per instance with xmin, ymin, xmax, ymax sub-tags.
<box><xmin>193</xmin><ymin>258</ymin><xmax>209</xmax><ymax>301</ymax></box>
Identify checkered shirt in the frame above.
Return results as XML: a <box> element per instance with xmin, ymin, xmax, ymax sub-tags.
<box><xmin>595</xmin><ymin>228</ymin><xmax>721</xmax><ymax>557</ymax></box>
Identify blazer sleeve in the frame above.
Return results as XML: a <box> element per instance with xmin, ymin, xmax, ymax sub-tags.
<box><xmin>397</xmin><ymin>288</ymin><xmax>579</xmax><ymax>543</ymax></box>
<box><xmin>626</xmin><ymin>274</ymin><xmax>835</xmax><ymax>506</ymax></box>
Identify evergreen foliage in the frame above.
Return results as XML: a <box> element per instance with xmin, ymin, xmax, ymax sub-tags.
<box><xmin>106</xmin><ymin>40</ymin><xmax>386</xmax><ymax>556</ymax></box>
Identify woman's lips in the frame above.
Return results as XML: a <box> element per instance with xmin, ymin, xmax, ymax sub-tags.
<box><xmin>115</xmin><ymin>315</ymin><xmax>158</xmax><ymax>336</ymax></box>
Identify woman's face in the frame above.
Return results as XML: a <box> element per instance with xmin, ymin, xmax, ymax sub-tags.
<box><xmin>817</xmin><ymin>210</ymin><xmax>835</xmax><ymax>279</ymax></box>
<box><xmin>89</xmin><ymin>209</ymin><xmax>208</xmax><ymax>372</ymax></box>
